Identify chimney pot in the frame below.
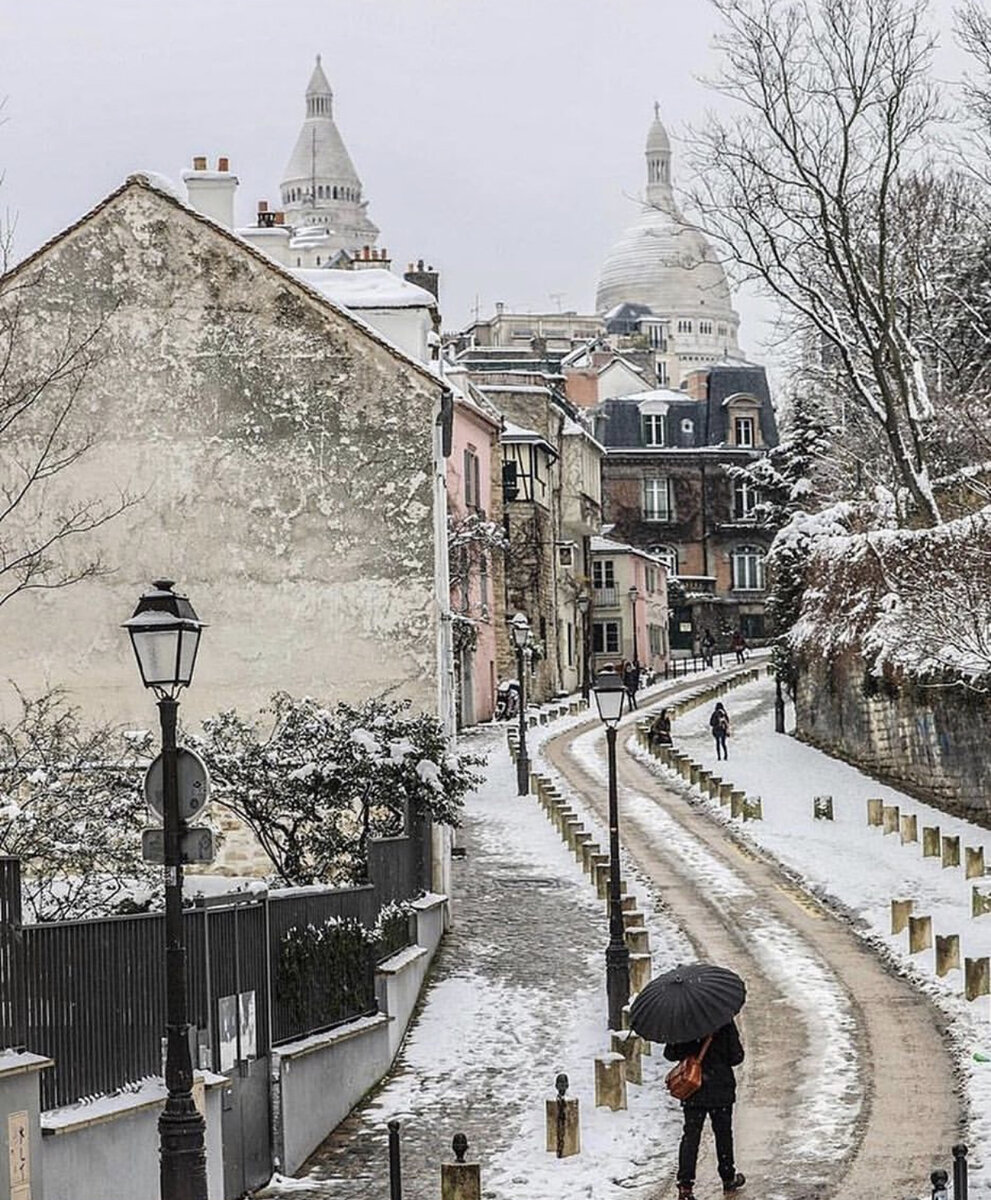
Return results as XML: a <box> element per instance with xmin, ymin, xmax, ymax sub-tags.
<box><xmin>258</xmin><ymin>200</ymin><xmax>269</xmax><ymax>213</ymax></box>
<box><xmin>193</xmin><ymin>156</ymin><xmax>207</xmax><ymax>171</ymax></box>
<box><xmin>274</xmin><ymin>212</ymin><xmax>285</xmax><ymax>225</ymax></box>
<box><xmin>381</xmin><ymin>247</ymin><xmax>387</xmax><ymax>259</ymax></box>
<box><xmin>218</xmin><ymin>156</ymin><xmax>229</xmax><ymax>172</ymax></box>
<box><xmin>408</xmin><ymin>262</ymin><xmax>414</xmax><ymax>272</ymax></box>
<box><xmin>417</xmin><ymin>259</ymin><xmax>424</xmax><ymax>270</ymax></box>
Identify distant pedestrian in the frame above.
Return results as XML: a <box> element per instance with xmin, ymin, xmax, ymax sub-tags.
<box><xmin>622</xmin><ymin>660</ymin><xmax>639</xmax><ymax>710</ymax></box>
<box><xmin>665</xmin><ymin>1020</ymin><xmax>746</xmax><ymax>1200</ymax></box>
<box><xmin>701</xmin><ymin>629</ymin><xmax>716</xmax><ymax>669</ymax></box>
<box><xmin>649</xmin><ymin>707</ymin><xmax>672</xmax><ymax>750</ymax></box>
<box><xmin>709</xmin><ymin>702</ymin><xmax>730</xmax><ymax>760</ymax></box>
<box><xmin>731</xmin><ymin>631</ymin><xmax>747</xmax><ymax>664</ymax></box>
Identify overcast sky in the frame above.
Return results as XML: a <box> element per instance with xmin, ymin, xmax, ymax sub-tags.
<box><xmin>0</xmin><ymin>0</ymin><xmax>972</xmax><ymax>358</ymax></box>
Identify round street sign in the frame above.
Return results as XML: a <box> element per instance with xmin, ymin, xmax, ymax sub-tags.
<box><xmin>144</xmin><ymin>748</ymin><xmax>211</xmax><ymax>822</ymax></box>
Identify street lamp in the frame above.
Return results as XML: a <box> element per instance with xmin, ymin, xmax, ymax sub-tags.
<box><xmin>592</xmin><ymin>665</ymin><xmax>630</xmax><ymax>1030</ymax></box>
<box><xmin>774</xmin><ymin>674</ymin><xmax>786</xmax><ymax>734</ymax></box>
<box><xmin>577</xmin><ymin>593</ymin><xmax>590</xmax><ymax>703</ymax></box>
<box><xmin>123</xmin><ymin>580</ymin><xmax>208</xmax><ymax>1200</ymax></box>
<box><xmin>627</xmin><ymin>585</ymin><xmax>639</xmax><ymax>667</ymax></box>
<box><xmin>509</xmin><ymin>612</ymin><xmax>532</xmax><ymax>795</ymax></box>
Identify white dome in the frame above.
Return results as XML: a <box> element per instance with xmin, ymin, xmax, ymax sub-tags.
<box><xmin>595</xmin><ymin>112</ymin><xmax>739</xmax><ymax>351</ymax></box>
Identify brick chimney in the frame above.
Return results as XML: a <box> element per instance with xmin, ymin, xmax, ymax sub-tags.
<box><xmin>404</xmin><ymin>258</ymin><xmax>440</xmax><ymax>299</ymax></box>
<box><xmin>181</xmin><ymin>155</ymin><xmax>238</xmax><ymax>228</ymax></box>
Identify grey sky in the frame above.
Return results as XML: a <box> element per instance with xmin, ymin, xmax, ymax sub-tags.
<box><xmin>0</xmin><ymin>0</ymin><xmax>972</xmax><ymax>357</ymax></box>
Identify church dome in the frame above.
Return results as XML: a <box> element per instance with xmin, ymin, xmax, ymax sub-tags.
<box><xmin>595</xmin><ymin>109</ymin><xmax>739</xmax><ymax>353</ymax></box>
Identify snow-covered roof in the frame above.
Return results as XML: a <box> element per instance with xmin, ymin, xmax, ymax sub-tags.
<box><xmin>501</xmin><ymin>421</ymin><xmax>557</xmax><ymax>458</ymax></box>
<box><xmin>590</xmin><ymin>535</ymin><xmax>665</xmax><ymax>565</ymax></box>
<box><xmin>288</xmin><ymin>267</ymin><xmax>436</xmax><ymax>310</ymax></box>
<box><xmin>615</xmin><ymin>387</ymin><xmax>691</xmax><ymax>405</ymax></box>
<box><xmin>561</xmin><ymin>416</ymin><xmax>606</xmax><ymax>454</ymax></box>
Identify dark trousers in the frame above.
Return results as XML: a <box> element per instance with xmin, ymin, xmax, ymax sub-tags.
<box><xmin>713</xmin><ymin>731</ymin><xmax>728</xmax><ymax>760</ymax></box>
<box><xmin>677</xmin><ymin>1104</ymin><xmax>736</xmax><ymax>1186</ymax></box>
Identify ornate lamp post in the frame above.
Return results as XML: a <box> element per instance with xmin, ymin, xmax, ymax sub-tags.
<box><xmin>592</xmin><ymin>665</ymin><xmax>630</xmax><ymax>1029</ymax></box>
<box><xmin>123</xmin><ymin>580</ymin><xmax>207</xmax><ymax>1200</ymax></box>
<box><xmin>509</xmin><ymin>612</ymin><xmax>532</xmax><ymax>795</ymax></box>
<box><xmin>627</xmin><ymin>585</ymin><xmax>639</xmax><ymax>667</ymax></box>
<box><xmin>577</xmin><ymin>593</ymin><xmax>591</xmax><ymax>702</ymax></box>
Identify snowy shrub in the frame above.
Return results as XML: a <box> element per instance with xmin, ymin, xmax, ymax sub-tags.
<box><xmin>275</xmin><ymin>915</ymin><xmax>374</xmax><ymax>1031</ymax></box>
<box><xmin>0</xmin><ymin>690</ymin><xmax>160</xmax><ymax>921</ymax></box>
<box><xmin>190</xmin><ymin>692</ymin><xmax>486</xmax><ymax>887</ymax></box>
<box><xmin>371</xmin><ymin>899</ymin><xmax>415</xmax><ymax>963</ymax></box>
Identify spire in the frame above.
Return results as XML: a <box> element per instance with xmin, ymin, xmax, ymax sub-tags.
<box><xmin>306</xmin><ymin>54</ymin><xmax>333</xmax><ymax>118</ymax></box>
<box><xmin>645</xmin><ymin>108</ymin><xmax>673</xmax><ymax>210</ymax></box>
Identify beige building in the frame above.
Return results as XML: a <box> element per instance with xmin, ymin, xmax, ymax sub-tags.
<box><xmin>0</xmin><ymin>173</ymin><xmax>448</xmax><ymax>728</ymax></box>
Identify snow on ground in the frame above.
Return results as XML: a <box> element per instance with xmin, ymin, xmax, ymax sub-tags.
<box><xmin>629</xmin><ymin>675</ymin><xmax>991</xmax><ymax>1186</ymax></box>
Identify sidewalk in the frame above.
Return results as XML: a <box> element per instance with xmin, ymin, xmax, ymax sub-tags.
<box><xmin>257</xmin><ymin>720</ymin><xmax>682</xmax><ymax>1200</ymax></box>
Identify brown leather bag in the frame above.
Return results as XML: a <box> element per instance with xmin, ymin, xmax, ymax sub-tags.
<box><xmin>665</xmin><ymin>1035</ymin><xmax>714</xmax><ymax>1100</ymax></box>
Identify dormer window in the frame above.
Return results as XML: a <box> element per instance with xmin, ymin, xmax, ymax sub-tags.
<box><xmin>734</xmin><ymin>416</ymin><xmax>755</xmax><ymax>447</ymax></box>
<box><xmin>642</xmin><ymin>414</ymin><xmax>667</xmax><ymax>447</ymax></box>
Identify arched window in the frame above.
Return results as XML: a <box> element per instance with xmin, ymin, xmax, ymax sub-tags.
<box><xmin>333</xmin><ymin>186</ymin><xmax>338</xmax><ymax>199</ymax></box>
<box><xmin>732</xmin><ymin>545</ymin><xmax>765</xmax><ymax>591</ymax></box>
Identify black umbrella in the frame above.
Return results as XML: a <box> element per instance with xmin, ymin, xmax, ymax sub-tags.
<box><xmin>629</xmin><ymin>963</ymin><xmax>746</xmax><ymax>1043</ymax></box>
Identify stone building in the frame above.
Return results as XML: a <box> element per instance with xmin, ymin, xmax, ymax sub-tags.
<box><xmin>593</xmin><ymin>362</ymin><xmax>778</xmax><ymax>650</ymax></box>
<box><xmin>0</xmin><ymin>173</ymin><xmax>450</xmax><ymax>729</ymax></box>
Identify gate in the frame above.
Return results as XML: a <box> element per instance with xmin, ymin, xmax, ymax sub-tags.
<box><xmin>194</xmin><ymin>895</ymin><xmax>273</xmax><ymax>1199</ymax></box>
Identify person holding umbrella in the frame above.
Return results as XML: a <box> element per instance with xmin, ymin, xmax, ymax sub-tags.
<box><xmin>628</xmin><ymin>963</ymin><xmax>747</xmax><ymax>1199</ymax></box>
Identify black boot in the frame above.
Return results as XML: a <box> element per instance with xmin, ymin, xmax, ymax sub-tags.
<box><xmin>723</xmin><ymin>1173</ymin><xmax>746</xmax><ymax>1194</ymax></box>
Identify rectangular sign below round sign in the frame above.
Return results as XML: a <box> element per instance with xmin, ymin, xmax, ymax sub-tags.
<box><xmin>142</xmin><ymin>827</ymin><xmax>216</xmax><ymax>865</ymax></box>
<box><xmin>144</xmin><ymin>748</ymin><xmax>210</xmax><ymax>822</ymax></box>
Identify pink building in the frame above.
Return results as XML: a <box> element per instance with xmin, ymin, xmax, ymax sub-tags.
<box><xmin>446</xmin><ymin>372</ymin><xmax>503</xmax><ymax>726</ymax></box>
<box><xmin>589</xmin><ymin>535</ymin><xmax>669</xmax><ymax>675</ymax></box>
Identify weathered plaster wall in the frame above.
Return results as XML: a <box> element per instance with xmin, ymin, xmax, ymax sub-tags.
<box><xmin>0</xmin><ymin>182</ymin><xmax>442</xmax><ymax>726</ymax></box>
<box><xmin>795</xmin><ymin>650</ymin><xmax>991</xmax><ymax>818</ymax></box>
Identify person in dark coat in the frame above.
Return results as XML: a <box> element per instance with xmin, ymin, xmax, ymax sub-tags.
<box><xmin>731</xmin><ymin>631</ymin><xmax>747</xmax><ymax>664</ymax></box>
<box><xmin>664</xmin><ymin>1020</ymin><xmax>746</xmax><ymax>1198</ymax></box>
<box><xmin>700</xmin><ymin>629</ymin><xmax>716</xmax><ymax>669</ymax></box>
<box><xmin>622</xmin><ymin>659</ymin><xmax>639</xmax><ymax>710</ymax></box>
<box><xmin>709</xmin><ymin>702</ymin><xmax>730</xmax><ymax>761</ymax></box>
<box><xmin>648</xmin><ymin>707</ymin><xmax>672</xmax><ymax>750</ymax></box>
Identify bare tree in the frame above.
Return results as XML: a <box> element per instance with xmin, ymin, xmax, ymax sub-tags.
<box><xmin>0</xmin><ymin>202</ymin><xmax>135</xmax><ymax>610</ymax></box>
<box><xmin>690</xmin><ymin>0</ymin><xmax>946</xmax><ymax>525</ymax></box>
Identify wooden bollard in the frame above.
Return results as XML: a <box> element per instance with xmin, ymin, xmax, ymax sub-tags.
<box><xmin>908</xmin><ymin>915</ymin><xmax>933</xmax><ymax>953</ymax></box>
<box><xmin>573</xmin><ymin>831</ymin><xmax>592</xmax><ymax>861</ymax></box>
<box><xmin>936</xmin><ymin>934</ymin><xmax>961</xmax><ymax>977</ymax></box>
<box><xmin>719</xmin><ymin>782</ymin><xmax>733</xmax><ymax>806</ymax></box>
<box><xmin>678</xmin><ymin>759</ymin><xmax>693</xmax><ymax>782</ymax></box>
<box><xmin>622</xmin><ymin>909</ymin><xmax>645</xmax><ymax>931</ymax></box>
<box><xmin>594</xmin><ymin>1053</ymin><xmax>627</xmax><ymax>1110</ymax></box>
<box><xmin>972</xmin><ymin>885</ymin><xmax>991</xmax><ymax>918</ymax></box>
<box><xmin>593</xmin><ymin>860</ymin><xmax>611</xmax><ymax>900</ymax></box>
<box><xmin>707</xmin><ymin>776</ymin><xmax>722</xmax><ymax>799</ymax></box>
<box><xmin>441</xmin><ymin>1134</ymin><xmax>481</xmax><ymax>1200</ymax></box>
<box><xmin>900</xmin><ymin>814</ymin><xmax>918</xmax><ymax>845</ymax></box>
<box><xmin>922</xmin><ymin>827</ymin><xmax>941</xmax><ymax>857</ymax></box>
<box><xmin>867</xmin><ymin>798</ymin><xmax>884</xmax><ymax>827</ymax></box>
<box><xmin>882</xmin><ymin>805</ymin><xmax>900</xmax><ymax>835</ymax></box>
<box><xmin>621</xmin><ymin>1003</ymin><xmax>651</xmax><ymax>1056</ymax></box>
<box><xmin>943</xmin><ymin>836</ymin><xmax>961</xmax><ymax>868</ymax></box>
<box><xmin>730</xmin><ymin>791</ymin><xmax>745</xmax><ymax>819</ymax></box>
<box><xmin>891</xmin><ymin>898</ymin><xmax>914</xmax><ymax>934</ymax></box>
<box><xmin>813</xmin><ymin>795</ymin><xmax>834</xmax><ymax>820</ymax></box>
<box><xmin>581</xmin><ymin>842</ymin><xmax>602</xmax><ymax>873</ymax></box>
<box><xmin>621</xmin><ymin>894</ymin><xmax>637</xmax><ymax>912</ymax></box>
<box><xmin>564</xmin><ymin>819</ymin><xmax>583</xmax><ymax>850</ymax></box>
<box><xmin>966</xmin><ymin>957</ymin><xmax>991</xmax><ymax>1001</ymax></box>
<box><xmin>742</xmin><ymin>796</ymin><xmax>763</xmax><ymax>821</ymax></box>
<box><xmin>626</xmin><ymin>927</ymin><xmax>650</xmax><ymax>954</ymax></box>
<box><xmin>967</xmin><ymin>847</ymin><xmax>986</xmax><ymax>880</ymax></box>
<box><xmin>545</xmin><ymin>1073</ymin><xmax>580</xmax><ymax>1158</ymax></box>
<box><xmin>689</xmin><ymin>764</ymin><xmax>702</xmax><ymax>786</ymax></box>
<box><xmin>629</xmin><ymin>952</ymin><xmax>652</xmax><ymax>995</ymax></box>
<box><xmin>610</xmin><ymin>1031</ymin><xmax>643</xmax><ymax>1085</ymax></box>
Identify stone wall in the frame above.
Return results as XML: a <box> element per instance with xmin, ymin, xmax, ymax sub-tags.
<box><xmin>795</xmin><ymin>649</ymin><xmax>991</xmax><ymax>819</ymax></box>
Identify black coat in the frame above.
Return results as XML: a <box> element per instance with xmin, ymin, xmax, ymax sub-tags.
<box><xmin>664</xmin><ymin>1021</ymin><xmax>744</xmax><ymax>1108</ymax></box>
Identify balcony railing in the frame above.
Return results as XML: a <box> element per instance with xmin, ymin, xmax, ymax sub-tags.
<box><xmin>593</xmin><ymin>586</ymin><xmax>619</xmax><ymax>607</ymax></box>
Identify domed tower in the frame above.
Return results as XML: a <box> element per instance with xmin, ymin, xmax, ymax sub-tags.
<box><xmin>280</xmin><ymin>56</ymin><xmax>379</xmax><ymax>253</ymax></box>
<box><xmin>596</xmin><ymin>108</ymin><xmax>742</xmax><ymax>377</ymax></box>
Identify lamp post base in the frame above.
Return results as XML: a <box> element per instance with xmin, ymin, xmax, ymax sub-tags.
<box><xmin>606</xmin><ymin>940</ymin><xmax>631</xmax><ymax>1031</ymax></box>
<box><xmin>516</xmin><ymin>750</ymin><xmax>530</xmax><ymax>796</ymax></box>
<box><xmin>774</xmin><ymin>678</ymin><xmax>786</xmax><ymax>734</ymax></box>
<box><xmin>160</xmin><ymin>1095</ymin><xmax>208</xmax><ymax>1200</ymax></box>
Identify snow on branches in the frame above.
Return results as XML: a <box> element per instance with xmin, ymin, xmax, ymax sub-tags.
<box><xmin>190</xmin><ymin>693</ymin><xmax>486</xmax><ymax>887</ymax></box>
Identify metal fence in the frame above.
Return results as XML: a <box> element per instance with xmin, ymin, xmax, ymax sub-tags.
<box><xmin>0</xmin><ymin>821</ymin><xmax>428</xmax><ymax>1111</ymax></box>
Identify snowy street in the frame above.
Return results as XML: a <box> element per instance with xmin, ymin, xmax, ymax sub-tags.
<box><xmin>258</xmin><ymin>664</ymin><xmax>991</xmax><ymax>1200</ymax></box>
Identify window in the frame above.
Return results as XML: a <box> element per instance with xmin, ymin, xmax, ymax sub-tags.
<box><xmin>463</xmin><ymin>448</ymin><xmax>481</xmax><ymax>511</ymax></box>
<box><xmin>592</xmin><ymin>560</ymin><xmax>615</xmax><ymax>589</ymax></box>
<box><xmin>643</xmin><ymin>477</ymin><xmax>672</xmax><ymax>522</ymax></box>
<box><xmin>653</xmin><ymin>545</ymin><xmax>678</xmax><ymax>576</ymax></box>
<box><xmin>657</xmin><ymin>360</ymin><xmax>669</xmax><ymax>385</ymax></box>
<box><xmin>734</xmin><ymin>416</ymin><xmax>755</xmax><ymax>447</ymax></box>
<box><xmin>642</xmin><ymin>413</ymin><xmax>666</xmax><ymax>447</ymax></box>
<box><xmin>700</xmin><ymin>320</ymin><xmax>713</xmax><ymax>335</ymax></box>
<box><xmin>677</xmin><ymin>319</ymin><xmax>693</xmax><ymax>334</ymax></box>
<box><xmin>732</xmin><ymin>545</ymin><xmax>766</xmax><ymax>591</ymax></box>
<box><xmin>733</xmin><ymin>479</ymin><xmax>758</xmax><ymax>521</ymax></box>
<box><xmin>718</xmin><ymin>324</ymin><xmax>727</xmax><ymax>337</ymax></box>
<box><xmin>645</xmin><ymin>567</ymin><xmax>657</xmax><ymax>593</ymax></box>
<box><xmin>558</xmin><ymin>545</ymin><xmax>575</xmax><ymax>568</ymax></box>
<box><xmin>593</xmin><ymin>621</ymin><xmax>621</xmax><ymax>654</ymax></box>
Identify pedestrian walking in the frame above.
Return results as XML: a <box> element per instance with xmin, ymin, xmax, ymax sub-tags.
<box><xmin>700</xmin><ymin>629</ymin><xmax>716</xmax><ymax>669</ymax></box>
<box><xmin>731</xmin><ymin>631</ymin><xmax>747</xmax><ymax>664</ymax></box>
<box><xmin>709</xmin><ymin>702</ymin><xmax>730</xmax><ymax>760</ymax></box>
<box><xmin>664</xmin><ymin>1020</ymin><xmax>746</xmax><ymax>1199</ymax></box>
<box><xmin>648</xmin><ymin>707</ymin><xmax>672</xmax><ymax>750</ymax></box>
<box><xmin>622</xmin><ymin>659</ymin><xmax>639</xmax><ymax>710</ymax></box>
